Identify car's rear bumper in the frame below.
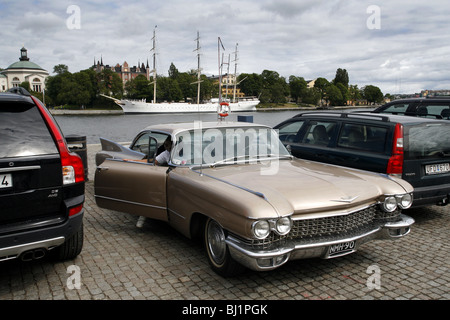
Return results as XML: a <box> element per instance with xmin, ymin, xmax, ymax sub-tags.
<box><xmin>226</xmin><ymin>214</ymin><xmax>414</xmax><ymax>272</ymax></box>
<box><xmin>412</xmin><ymin>184</ymin><xmax>450</xmax><ymax>206</ymax></box>
<box><xmin>0</xmin><ymin>211</ymin><xmax>83</xmax><ymax>262</ymax></box>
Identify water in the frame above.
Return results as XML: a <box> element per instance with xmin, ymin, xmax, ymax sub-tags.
<box><xmin>54</xmin><ymin>110</ymin><xmax>302</xmax><ymax>144</ymax></box>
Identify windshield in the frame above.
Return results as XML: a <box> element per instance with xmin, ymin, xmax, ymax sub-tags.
<box><xmin>406</xmin><ymin>123</ymin><xmax>450</xmax><ymax>159</ymax></box>
<box><xmin>171</xmin><ymin>126</ymin><xmax>290</xmax><ymax>166</ymax></box>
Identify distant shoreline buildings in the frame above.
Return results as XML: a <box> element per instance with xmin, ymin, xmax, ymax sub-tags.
<box><xmin>91</xmin><ymin>57</ymin><xmax>151</xmax><ymax>86</ymax></box>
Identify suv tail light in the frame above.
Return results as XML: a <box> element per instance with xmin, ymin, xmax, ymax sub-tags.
<box><xmin>31</xmin><ymin>96</ymin><xmax>85</xmax><ymax>184</ymax></box>
<box><xmin>387</xmin><ymin>123</ymin><xmax>404</xmax><ymax>177</ymax></box>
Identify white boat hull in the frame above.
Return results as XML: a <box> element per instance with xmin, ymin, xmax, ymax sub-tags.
<box><xmin>116</xmin><ymin>99</ymin><xmax>259</xmax><ymax>114</ymax></box>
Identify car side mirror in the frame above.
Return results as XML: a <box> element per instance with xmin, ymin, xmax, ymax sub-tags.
<box><xmin>148</xmin><ymin>137</ymin><xmax>158</xmax><ymax>163</ymax></box>
<box><xmin>286</xmin><ymin>144</ymin><xmax>292</xmax><ymax>155</ymax></box>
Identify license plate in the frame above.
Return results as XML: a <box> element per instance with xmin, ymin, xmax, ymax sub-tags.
<box><xmin>328</xmin><ymin>241</ymin><xmax>355</xmax><ymax>257</ymax></box>
<box><xmin>425</xmin><ymin>163</ymin><xmax>450</xmax><ymax>175</ymax></box>
<box><xmin>1</xmin><ymin>173</ymin><xmax>13</xmax><ymax>189</ymax></box>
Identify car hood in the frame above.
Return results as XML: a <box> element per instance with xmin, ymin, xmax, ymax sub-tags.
<box><xmin>196</xmin><ymin>158</ymin><xmax>412</xmax><ymax>217</ymax></box>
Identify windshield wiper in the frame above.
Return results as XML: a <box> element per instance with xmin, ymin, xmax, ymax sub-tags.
<box><xmin>209</xmin><ymin>154</ymin><xmax>292</xmax><ymax>167</ymax></box>
<box><xmin>438</xmin><ymin>151</ymin><xmax>450</xmax><ymax>157</ymax></box>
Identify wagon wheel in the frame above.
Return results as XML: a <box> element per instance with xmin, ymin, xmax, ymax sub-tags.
<box><xmin>204</xmin><ymin>218</ymin><xmax>245</xmax><ymax>277</ymax></box>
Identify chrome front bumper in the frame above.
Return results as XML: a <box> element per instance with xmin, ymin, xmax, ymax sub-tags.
<box><xmin>226</xmin><ymin>214</ymin><xmax>415</xmax><ymax>272</ymax></box>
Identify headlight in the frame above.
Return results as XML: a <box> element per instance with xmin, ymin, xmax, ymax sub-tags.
<box><xmin>252</xmin><ymin>220</ymin><xmax>270</xmax><ymax>239</ymax></box>
<box><xmin>398</xmin><ymin>193</ymin><xmax>413</xmax><ymax>209</ymax></box>
<box><xmin>275</xmin><ymin>217</ymin><xmax>292</xmax><ymax>235</ymax></box>
<box><xmin>382</xmin><ymin>196</ymin><xmax>398</xmax><ymax>212</ymax></box>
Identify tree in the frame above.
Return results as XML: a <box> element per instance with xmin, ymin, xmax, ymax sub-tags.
<box><xmin>238</xmin><ymin>73</ymin><xmax>262</xmax><ymax>97</ymax></box>
<box><xmin>326</xmin><ymin>84</ymin><xmax>344</xmax><ymax>106</ymax></box>
<box><xmin>362</xmin><ymin>85</ymin><xmax>384</xmax><ymax>104</ymax></box>
<box><xmin>53</xmin><ymin>64</ymin><xmax>69</xmax><ymax>75</ymax></box>
<box><xmin>289</xmin><ymin>76</ymin><xmax>307</xmax><ymax>103</ymax></box>
<box><xmin>168</xmin><ymin>62</ymin><xmax>179</xmax><ymax>79</ymax></box>
<box><xmin>333</xmin><ymin>68</ymin><xmax>349</xmax><ymax>87</ymax></box>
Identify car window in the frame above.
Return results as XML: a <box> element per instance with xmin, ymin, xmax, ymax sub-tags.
<box><xmin>419</xmin><ymin>103</ymin><xmax>450</xmax><ymax>119</ymax></box>
<box><xmin>0</xmin><ymin>102</ymin><xmax>59</xmax><ymax>158</ymax></box>
<box><xmin>172</xmin><ymin>127</ymin><xmax>289</xmax><ymax>165</ymax></box>
<box><xmin>406</xmin><ymin>123</ymin><xmax>450</xmax><ymax>159</ymax></box>
<box><xmin>337</xmin><ymin>123</ymin><xmax>388</xmax><ymax>153</ymax></box>
<box><xmin>301</xmin><ymin>121</ymin><xmax>336</xmax><ymax>146</ymax></box>
<box><xmin>277</xmin><ymin>120</ymin><xmax>305</xmax><ymax>143</ymax></box>
<box><xmin>131</xmin><ymin>132</ymin><xmax>169</xmax><ymax>155</ymax></box>
<box><xmin>381</xmin><ymin>103</ymin><xmax>410</xmax><ymax>115</ymax></box>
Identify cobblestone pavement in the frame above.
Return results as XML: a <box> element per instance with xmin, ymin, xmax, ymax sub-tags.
<box><xmin>0</xmin><ymin>145</ymin><xmax>449</xmax><ymax>302</ymax></box>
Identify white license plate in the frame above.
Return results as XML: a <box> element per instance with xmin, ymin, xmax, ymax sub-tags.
<box><xmin>425</xmin><ymin>163</ymin><xmax>450</xmax><ymax>175</ymax></box>
<box><xmin>1</xmin><ymin>173</ymin><xmax>13</xmax><ymax>189</ymax></box>
<box><xmin>328</xmin><ymin>241</ymin><xmax>355</xmax><ymax>257</ymax></box>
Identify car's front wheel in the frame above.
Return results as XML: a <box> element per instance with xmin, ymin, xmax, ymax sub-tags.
<box><xmin>204</xmin><ymin>218</ymin><xmax>244</xmax><ymax>277</ymax></box>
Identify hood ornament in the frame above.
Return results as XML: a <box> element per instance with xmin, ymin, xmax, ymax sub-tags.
<box><xmin>332</xmin><ymin>195</ymin><xmax>359</xmax><ymax>203</ymax></box>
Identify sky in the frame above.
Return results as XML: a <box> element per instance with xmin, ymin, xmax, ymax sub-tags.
<box><xmin>1</xmin><ymin>0</ymin><xmax>449</xmax><ymax>94</ymax></box>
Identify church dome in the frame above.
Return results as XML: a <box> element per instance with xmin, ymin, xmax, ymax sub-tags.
<box><xmin>7</xmin><ymin>60</ymin><xmax>45</xmax><ymax>70</ymax></box>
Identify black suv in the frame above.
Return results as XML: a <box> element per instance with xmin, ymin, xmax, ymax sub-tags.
<box><xmin>0</xmin><ymin>88</ymin><xmax>85</xmax><ymax>262</ymax></box>
<box><xmin>373</xmin><ymin>96</ymin><xmax>450</xmax><ymax>119</ymax></box>
<box><xmin>274</xmin><ymin>112</ymin><xmax>450</xmax><ymax>207</ymax></box>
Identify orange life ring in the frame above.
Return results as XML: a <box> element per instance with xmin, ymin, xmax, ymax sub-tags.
<box><xmin>219</xmin><ymin>102</ymin><xmax>229</xmax><ymax>117</ymax></box>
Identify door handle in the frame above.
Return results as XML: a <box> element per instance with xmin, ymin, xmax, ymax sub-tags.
<box><xmin>96</xmin><ymin>166</ymin><xmax>109</xmax><ymax>171</ymax></box>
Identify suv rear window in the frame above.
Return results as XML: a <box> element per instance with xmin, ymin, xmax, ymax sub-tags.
<box><xmin>0</xmin><ymin>102</ymin><xmax>58</xmax><ymax>158</ymax></box>
<box><xmin>406</xmin><ymin>123</ymin><xmax>450</xmax><ymax>159</ymax></box>
<box><xmin>337</xmin><ymin>123</ymin><xmax>388</xmax><ymax>153</ymax></box>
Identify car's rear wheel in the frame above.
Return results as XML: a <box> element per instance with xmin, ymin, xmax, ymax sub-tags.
<box><xmin>54</xmin><ymin>222</ymin><xmax>84</xmax><ymax>260</ymax></box>
<box><xmin>204</xmin><ymin>218</ymin><xmax>244</xmax><ymax>277</ymax></box>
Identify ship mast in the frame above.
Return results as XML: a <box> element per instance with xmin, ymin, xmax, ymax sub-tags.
<box><xmin>192</xmin><ymin>31</ymin><xmax>203</xmax><ymax>105</ymax></box>
<box><xmin>232</xmin><ymin>43</ymin><xmax>238</xmax><ymax>103</ymax></box>
<box><xmin>150</xmin><ymin>26</ymin><xmax>157</xmax><ymax>103</ymax></box>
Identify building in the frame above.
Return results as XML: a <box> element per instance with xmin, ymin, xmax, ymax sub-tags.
<box><xmin>0</xmin><ymin>47</ymin><xmax>49</xmax><ymax>92</ymax></box>
<box><xmin>92</xmin><ymin>57</ymin><xmax>150</xmax><ymax>86</ymax></box>
<box><xmin>209</xmin><ymin>73</ymin><xmax>245</xmax><ymax>100</ymax></box>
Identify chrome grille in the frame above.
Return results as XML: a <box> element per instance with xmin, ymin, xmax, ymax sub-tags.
<box><xmin>289</xmin><ymin>205</ymin><xmax>377</xmax><ymax>239</ymax></box>
<box><xmin>243</xmin><ymin>205</ymin><xmax>394</xmax><ymax>250</ymax></box>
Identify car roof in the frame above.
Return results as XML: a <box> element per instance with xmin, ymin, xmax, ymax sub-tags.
<box><xmin>288</xmin><ymin>111</ymin><xmax>450</xmax><ymax>126</ymax></box>
<box><xmin>0</xmin><ymin>92</ymin><xmax>34</xmax><ymax>104</ymax></box>
<box><xmin>141</xmin><ymin>121</ymin><xmax>271</xmax><ymax>136</ymax></box>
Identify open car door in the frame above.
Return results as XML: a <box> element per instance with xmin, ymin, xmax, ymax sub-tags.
<box><xmin>94</xmin><ymin>137</ymin><xmax>169</xmax><ymax>222</ymax></box>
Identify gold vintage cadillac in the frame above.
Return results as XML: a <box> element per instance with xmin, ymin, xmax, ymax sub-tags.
<box><xmin>94</xmin><ymin>121</ymin><xmax>415</xmax><ymax>276</ymax></box>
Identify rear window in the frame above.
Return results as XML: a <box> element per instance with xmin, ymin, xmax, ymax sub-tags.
<box><xmin>337</xmin><ymin>123</ymin><xmax>388</xmax><ymax>153</ymax></box>
<box><xmin>381</xmin><ymin>103</ymin><xmax>411</xmax><ymax>115</ymax></box>
<box><xmin>0</xmin><ymin>102</ymin><xmax>58</xmax><ymax>158</ymax></box>
<box><xmin>406</xmin><ymin>123</ymin><xmax>450</xmax><ymax>159</ymax></box>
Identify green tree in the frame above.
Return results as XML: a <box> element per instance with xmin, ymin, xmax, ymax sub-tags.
<box><xmin>289</xmin><ymin>76</ymin><xmax>307</xmax><ymax>103</ymax></box>
<box><xmin>125</xmin><ymin>75</ymin><xmax>152</xmax><ymax>100</ymax></box>
<box><xmin>302</xmin><ymin>87</ymin><xmax>321</xmax><ymax>105</ymax></box>
<box><xmin>238</xmin><ymin>73</ymin><xmax>262</xmax><ymax>97</ymax></box>
<box><xmin>168</xmin><ymin>63</ymin><xmax>180</xmax><ymax>80</ymax></box>
<box><xmin>333</xmin><ymin>68</ymin><xmax>349</xmax><ymax>87</ymax></box>
<box><xmin>53</xmin><ymin>64</ymin><xmax>69</xmax><ymax>75</ymax></box>
<box><xmin>326</xmin><ymin>84</ymin><xmax>344</xmax><ymax>106</ymax></box>
<box><xmin>362</xmin><ymin>85</ymin><xmax>384</xmax><ymax>104</ymax></box>
<box><xmin>96</xmin><ymin>69</ymin><xmax>123</xmax><ymax>98</ymax></box>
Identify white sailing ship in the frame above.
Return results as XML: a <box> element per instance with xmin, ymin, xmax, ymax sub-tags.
<box><xmin>106</xmin><ymin>29</ymin><xmax>259</xmax><ymax>114</ymax></box>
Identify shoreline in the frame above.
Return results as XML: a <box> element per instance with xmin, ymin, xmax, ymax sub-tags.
<box><xmin>50</xmin><ymin>105</ymin><xmax>375</xmax><ymax>115</ymax></box>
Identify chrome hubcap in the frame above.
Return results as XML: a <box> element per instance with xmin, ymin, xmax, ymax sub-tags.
<box><xmin>207</xmin><ymin>220</ymin><xmax>226</xmax><ymax>266</ymax></box>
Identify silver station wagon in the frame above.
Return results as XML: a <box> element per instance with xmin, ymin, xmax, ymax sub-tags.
<box><xmin>94</xmin><ymin>121</ymin><xmax>415</xmax><ymax>276</ymax></box>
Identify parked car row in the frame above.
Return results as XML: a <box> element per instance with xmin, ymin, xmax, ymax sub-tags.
<box><xmin>1</xmin><ymin>90</ymin><xmax>448</xmax><ymax>277</ymax></box>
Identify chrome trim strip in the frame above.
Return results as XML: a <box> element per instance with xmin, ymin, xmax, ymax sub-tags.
<box><xmin>94</xmin><ymin>195</ymin><xmax>166</xmax><ymax>210</ymax></box>
<box><xmin>0</xmin><ymin>236</ymin><xmax>65</xmax><ymax>260</ymax></box>
<box><xmin>190</xmin><ymin>168</ymin><xmax>267</xmax><ymax>201</ymax></box>
<box><xmin>0</xmin><ymin>165</ymin><xmax>41</xmax><ymax>173</ymax></box>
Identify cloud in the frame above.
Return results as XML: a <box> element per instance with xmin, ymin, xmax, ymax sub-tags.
<box><xmin>1</xmin><ymin>0</ymin><xmax>449</xmax><ymax>94</ymax></box>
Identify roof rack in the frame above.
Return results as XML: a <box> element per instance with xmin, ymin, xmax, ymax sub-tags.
<box><xmin>294</xmin><ymin>111</ymin><xmax>391</xmax><ymax>122</ymax></box>
<box><xmin>426</xmin><ymin>95</ymin><xmax>450</xmax><ymax>99</ymax></box>
<box><xmin>7</xmin><ymin>87</ymin><xmax>31</xmax><ymax>96</ymax></box>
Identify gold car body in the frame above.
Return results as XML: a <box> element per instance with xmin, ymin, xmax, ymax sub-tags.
<box><xmin>95</xmin><ymin>121</ymin><xmax>414</xmax><ymax>274</ymax></box>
